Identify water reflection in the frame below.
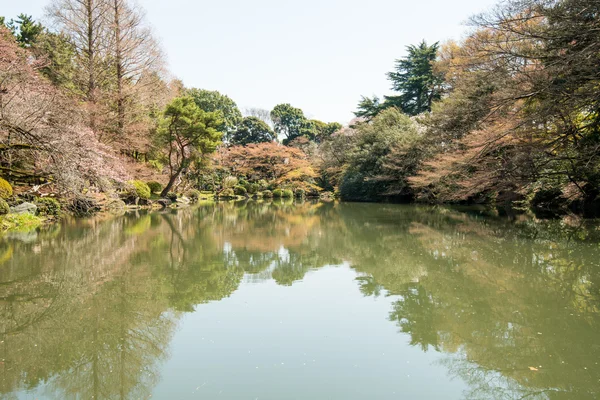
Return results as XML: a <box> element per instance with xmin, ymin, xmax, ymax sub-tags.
<box><xmin>0</xmin><ymin>201</ymin><xmax>599</xmax><ymax>399</ymax></box>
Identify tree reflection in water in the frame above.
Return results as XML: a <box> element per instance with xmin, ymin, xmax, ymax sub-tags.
<box><xmin>0</xmin><ymin>201</ymin><xmax>598</xmax><ymax>399</ymax></box>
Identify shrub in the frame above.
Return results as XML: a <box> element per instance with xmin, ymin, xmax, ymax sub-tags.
<box><xmin>282</xmin><ymin>189</ymin><xmax>293</xmax><ymax>198</ymax></box>
<box><xmin>0</xmin><ymin>198</ymin><xmax>9</xmax><ymax>215</ymax></box>
<box><xmin>127</xmin><ymin>180</ymin><xmax>151</xmax><ymax>200</ymax></box>
<box><xmin>258</xmin><ymin>180</ymin><xmax>269</xmax><ymax>191</ymax></box>
<box><xmin>35</xmin><ymin>197</ymin><xmax>61</xmax><ymax>216</ymax></box>
<box><xmin>239</xmin><ymin>178</ymin><xmax>248</xmax><ymax>186</ymax></box>
<box><xmin>294</xmin><ymin>188</ymin><xmax>305</xmax><ymax>198</ymax></box>
<box><xmin>247</xmin><ymin>183</ymin><xmax>259</xmax><ymax>194</ymax></box>
<box><xmin>0</xmin><ymin>178</ymin><xmax>13</xmax><ymax>199</ymax></box>
<box><xmin>219</xmin><ymin>188</ymin><xmax>235</xmax><ymax>199</ymax></box>
<box><xmin>222</xmin><ymin>176</ymin><xmax>238</xmax><ymax>189</ymax></box>
<box><xmin>147</xmin><ymin>181</ymin><xmax>163</xmax><ymax>194</ymax></box>
<box><xmin>262</xmin><ymin>190</ymin><xmax>273</xmax><ymax>198</ymax></box>
<box><xmin>185</xmin><ymin>189</ymin><xmax>201</xmax><ymax>203</ymax></box>
<box><xmin>234</xmin><ymin>185</ymin><xmax>247</xmax><ymax>196</ymax></box>
<box><xmin>166</xmin><ymin>192</ymin><xmax>178</xmax><ymax>202</ymax></box>
<box><xmin>272</xmin><ymin>189</ymin><xmax>283</xmax><ymax>198</ymax></box>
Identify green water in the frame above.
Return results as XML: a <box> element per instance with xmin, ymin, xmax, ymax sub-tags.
<box><xmin>1</xmin><ymin>201</ymin><xmax>599</xmax><ymax>399</ymax></box>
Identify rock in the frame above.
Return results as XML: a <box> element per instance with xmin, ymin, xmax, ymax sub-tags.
<box><xmin>10</xmin><ymin>202</ymin><xmax>37</xmax><ymax>215</ymax></box>
<box><xmin>157</xmin><ymin>199</ymin><xmax>172</xmax><ymax>208</ymax></box>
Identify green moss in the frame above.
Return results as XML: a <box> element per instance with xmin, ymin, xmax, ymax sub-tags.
<box><xmin>127</xmin><ymin>180</ymin><xmax>151</xmax><ymax>200</ymax></box>
<box><xmin>0</xmin><ymin>178</ymin><xmax>13</xmax><ymax>199</ymax></box>
<box><xmin>35</xmin><ymin>197</ymin><xmax>61</xmax><ymax>216</ymax></box>
<box><xmin>1</xmin><ymin>213</ymin><xmax>44</xmax><ymax>232</ymax></box>
<box><xmin>0</xmin><ymin>198</ymin><xmax>9</xmax><ymax>215</ymax></box>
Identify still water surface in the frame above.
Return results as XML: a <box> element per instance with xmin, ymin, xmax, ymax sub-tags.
<box><xmin>1</xmin><ymin>201</ymin><xmax>599</xmax><ymax>399</ymax></box>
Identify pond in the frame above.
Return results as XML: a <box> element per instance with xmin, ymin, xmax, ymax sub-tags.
<box><xmin>1</xmin><ymin>201</ymin><xmax>599</xmax><ymax>399</ymax></box>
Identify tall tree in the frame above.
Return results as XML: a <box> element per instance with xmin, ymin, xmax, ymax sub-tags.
<box><xmin>106</xmin><ymin>0</ymin><xmax>163</xmax><ymax>137</ymax></box>
<box><xmin>230</xmin><ymin>116</ymin><xmax>276</xmax><ymax>145</ymax></box>
<box><xmin>47</xmin><ymin>0</ymin><xmax>112</xmax><ymax>129</ymax></box>
<box><xmin>156</xmin><ymin>96</ymin><xmax>222</xmax><ymax>196</ymax></box>
<box><xmin>385</xmin><ymin>41</ymin><xmax>444</xmax><ymax>116</ymax></box>
<box><xmin>187</xmin><ymin>89</ymin><xmax>242</xmax><ymax>140</ymax></box>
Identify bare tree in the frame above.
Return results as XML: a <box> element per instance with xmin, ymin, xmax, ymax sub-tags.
<box><xmin>244</xmin><ymin>107</ymin><xmax>273</xmax><ymax>128</ymax></box>
<box><xmin>46</xmin><ymin>0</ymin><xmax>112</xmax><ymax>129</ymax></box>
<box><xmin>105</xmin><ymin>0</ymin><xmax>164</xmax><ymax>137</ymax></box>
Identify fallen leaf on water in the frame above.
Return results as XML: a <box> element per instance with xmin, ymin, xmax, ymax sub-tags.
<box><xmin>529</xmin><ymin>367</ymin><xmax>539</xmax><ymax>371</ymax></box>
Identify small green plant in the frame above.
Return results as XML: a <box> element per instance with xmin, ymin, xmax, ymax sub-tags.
<box><xmin>272</xmin><ymin>189</ymin><xmax>283</xmax><ymax>198</ymax></box>
<box><xmin>148</xmin><ymin>160</ymin><xmax>164</xmax><ymax>172</ymax></box>
<box><xmin>0</xmin><ymin>198</ymin><xmax>9</xmax><ymax>215</ymax></box>
<box><xmin>262</xmin><ymin>190</ymin><xmax>273</xmax><ymax>198</ymax></box>
<box><xmin>35</xmin><ymin>197</ymin><xmax>61</xmax><ymax>216</ymax></box>
<box><xmin>234</xmin><ymin>185</ymin><xmax>247</xmax><ymax>196</ymax></box>
<box><xmin>147</xmin><ymin>181</ymin><xmax>163</xmax><ymax>194</ymax></box>
<box><xmin>127</xmin><ymin>180</ymin><xmax>151</xmax><ymax>200</ymax></box>
<box><xmin>282</xmin><ymin>189</ymin><xmax>293</xmax><ymax>198</ymax></box>
<box><xmin>185</xmin><ymin>189</ymin><xmax>201</xmax><ymax>203</ymax></box>
<box><xmin>0</xmin><ymin>178</ymin><xmax>13</xmax><ymax>199</ymax></box>
<box><xmin>294</xmin><ymin>188</ymin><xmax>305</xmax><ymax>198</ymax></box>
<box><xmin>246</xmin><ymin>183</ymin><xmax>259</xmax><ymax>194</ymax></box>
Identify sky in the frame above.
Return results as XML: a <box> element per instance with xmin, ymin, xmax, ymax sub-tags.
<box><xmin>2</xmin><ymin>0</ymin><xmax>499</xmax><ymax>124</ymax></box>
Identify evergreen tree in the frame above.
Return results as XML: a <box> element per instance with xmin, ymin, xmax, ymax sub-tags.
<box><xmin>385</xmin><ymin>41</ymin><xmax>443</xmax><ymax>116</ymax></box>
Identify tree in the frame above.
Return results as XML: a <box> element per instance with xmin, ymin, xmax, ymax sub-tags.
<box><xmin>244</xmin><ymin>107</ymin><xmax>273</xmax><ymax>127</ymax></box>
<box><xmin>1</xmin><ymin>14</ymin><xmax>44</xmax><ymax>48</ymax></box>
<box><xmin>106</xmin><ymin>0</ymin><xmax>164</xmax><ymax>138</ymax></box>
<box><xmin>385</xmin><ymin>41</ymin><xmax>444</xmax><ymax>116</ymax></box>
<box><xmin>354</xmin><ymin>95</ymin><xmax>383</xmax><ymax>120</ymax></box>
<box><xmin>187</xmin><ymin>89</ymin><xmax>242</xmax><ymax>140</ymax></box>
<box><xmin>270</xmin><ymin>103</ymin><xmax>307</xmax><ymax>143</ymax></box>
<box><xmin>47</xmin><ymin>0</ymin><xmax>112</xmax><ymax>129</ymax></box>
<box><xmin>216</xmin><ymin>142</ymin><xmax>317</xmax><ymax>187</ymax></box>
<box><xmin>230</xmin><ymin>116</ymin><xmax>276</xmax><ymax>145</ymax></box>
<box><xmin>156</xmin><ymin>96</ymin><xmax>222</xmax><ymax>196</ymax></box>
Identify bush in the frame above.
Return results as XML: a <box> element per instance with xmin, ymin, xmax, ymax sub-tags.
<box><xmin>127</xmin><ymin>180</ymin><xmax>151</xmax><ymax>200</ymax></box>
<box><xmin>185</xmin><ymin>189</ymin><xmax>201</xmax><ymax>203</ymax></box>
<box><xmin>272</xmin><ymin>189</ymin><xmax>283</xmax><ymax>198</ymax></box>
<box><xmin>166</xmin><ymin>192</ymin><xmax>178</xmax><ymax>202</ymax></box>
<box><xmin>294</xmin><ymin>188</ymin><xmax>305</xmax><ymax>198</ymax></box>
<box><xmin>35</xmin><ymin>197</ymin><xmax>61</xmax><ymax>216</ymax></box>
<box><xmin>0</xmin><ymin>178</ymin><xmax>13</xmax><ymax>199</ymax></box>
<box><xmin>222</xmin><ymin>176</ymin><xmax>238</xmax><ymax>189</ymax></box>
<box><xmin>0</xmin><ymin>198</ymin><xmax>9</xmax><ymax>215</ymax></box>
<box><xmin>219</xmin><ymin>188</ymin><xmax>235</xmax><ymax>199</ymax></box>
<box><xmin>247</xmin><ymin>183</ymin><xmax>259</xmax><ymax>194</ymax></box>
<box><xmin>258</xmin><ymin>180</ymin><xmax>269</xmax><ymax>191</ymax></box>
<box><xmin>147</xmin><ymin>181</ymin><xmax>163</xmax><ymax>194</ymax></box>
<box><xmin>282</xmin><ymin>189</ymin><xmax>293</xmax><ymax>199</ymax></box>
<box><xmin>239</xmin><ymin>178</ymin><xmax>248</xmax><ymax>186</ymax></box>
<box><xmin>262</xmin><ymin>190</ymin><xmax>273</xmax><ymax>198</ymax></box>
<box><xmin>234</xmin><ymin>185</ymin><xmax>247</xmax><ymax>196</ymax></box>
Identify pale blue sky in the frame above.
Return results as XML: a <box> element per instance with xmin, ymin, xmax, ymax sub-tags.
<box><xmin>2</xmin><ymin>0</ymin><xmax>498</xmax><ymax>123</ymax></box>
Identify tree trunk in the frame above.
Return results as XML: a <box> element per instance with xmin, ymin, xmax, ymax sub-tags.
<box><xmin>160</xmin><ymin>166</ymin><xmax>184</xmax><ymax>197</ymax></box>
